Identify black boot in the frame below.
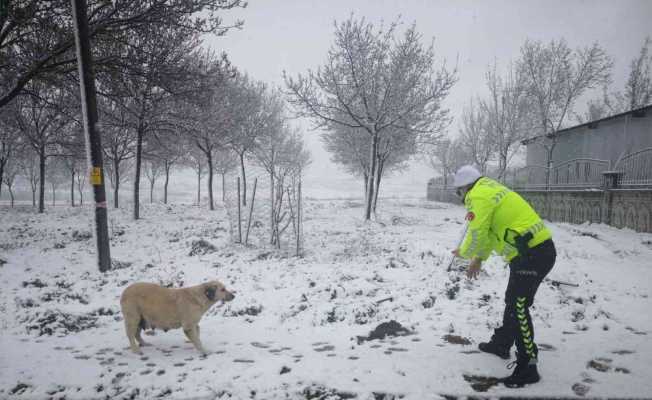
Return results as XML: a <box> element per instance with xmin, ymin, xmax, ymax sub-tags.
<box><xmin>478</xmin><ymin>341</ymin><xmax>510</xmax><ymax>360</ymax></box>
<box><xmin>502</xmin><ymin>357</ymin><xmax>540</xmax><ymax>388</ymax></box>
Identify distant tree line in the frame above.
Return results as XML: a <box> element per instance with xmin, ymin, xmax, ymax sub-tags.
<box><xmin>431</xmin><ymin>36</ymin><xmax>652</xmax><ymax>183</ymax></box>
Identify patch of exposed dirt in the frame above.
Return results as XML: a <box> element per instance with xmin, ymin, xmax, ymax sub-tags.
<box><xmin>356</xmin><ymin>320</ymin><xmax>413</xmax><ymax>344</ymax></box>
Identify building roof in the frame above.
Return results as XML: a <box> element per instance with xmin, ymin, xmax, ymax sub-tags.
<box><xmin>521</xmin><ymin>104</ymin><xmax>652</xmax><ymax>145</ymax></box>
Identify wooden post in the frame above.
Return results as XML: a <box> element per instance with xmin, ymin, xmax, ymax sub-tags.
<box><xmin>244</xmin><ymin>178</ymin><xmax>257</xmax><ymax>245</ymax></box>
<box><xmin>71</xmin><ymin>0</ymin><xmax>111</xmax><ymax>272</ymax></box>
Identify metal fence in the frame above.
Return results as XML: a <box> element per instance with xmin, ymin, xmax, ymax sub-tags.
<box><xmin>549</xmin><ymin>158</ymin><xmax>611</xmax><ymax>189</ymax></box>
<box><xmin>430</xmin><ymin>150</ymin><xmax>652</xmax><ymax>195</ymax></box>
<box><xmin>616</xmin><ymin>147</ymin><xmax>652</xmax><ymax>188</ymax></box>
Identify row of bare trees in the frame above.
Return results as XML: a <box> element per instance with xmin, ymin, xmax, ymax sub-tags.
<box><xmin>0</xmin><ymin>1</ymin><xmax>307</xmax><ymax>218</ymax></box>
<box><xmin>432</xmin><ymin>36</ymin><xmax>652</xmax><ymax>182</ymax></box>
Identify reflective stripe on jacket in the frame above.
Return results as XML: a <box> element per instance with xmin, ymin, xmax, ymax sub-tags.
<box><xmin>459</xmin><ymin>177</ymin><xmax>551</xmax><ymax>262</ymax></box>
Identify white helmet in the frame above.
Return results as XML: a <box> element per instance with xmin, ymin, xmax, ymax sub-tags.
<box><xmin>453</xmin><ymin>165</ymin><xmax>482</xmax><ymax>188</ymax></box>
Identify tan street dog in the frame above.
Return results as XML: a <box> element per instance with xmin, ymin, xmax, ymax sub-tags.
<box><xmin>120</xmin><ymin>280</ymin><xmax>235</xmax><ymax>355</ymax></box>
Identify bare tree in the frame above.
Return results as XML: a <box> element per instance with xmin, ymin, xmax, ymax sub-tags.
<box><xmin>428</xmin><ymin>137</ymin><xmax>470</xmax><ymax>186</ymax></box>
<box><xmin>624</xmin><ymin>36</ymin><xmax>652</xmax><ymax>110</ymax></box>
<box><xmin>597</xmin><ymin>36</ymin><xmax>652</xmax><ymax>116</ymax></box>
<box><xmin>252</xmin><ymin>92</ymin><xmax>289</xmax><ymax>244</ymax></box>
<box><xmin>172</xmin><ymin>54</ymin><xmax>235</xmax><ymax>211</ymax></box>
<box><xmin>61</xmin><ymin>155</ymin><xmax>84</xmax><ymax>207</ymax></box>
<box><xmin>213</xmin><ymin>148</ymin><xmax>239</xmax><ymax>203</ymax></box>
<box><xmin>574</xmin><ymin>97</ymin><xmax>610</xmax><ymax>124</ymax></box>
<box><xmin>100</xmin><ymin>100</ymin><xmax>135</xmax><ymax>208</ymax></box>
<box><xmin>144</xmin><ymin>159</ymin><xmax>162</xmax><ymax>204</ymax></box>
<box><xmin>0</xmin><ymin>0</ymin><xmax>246</xmax><ymax>108</ymax></box>
<box><xmin>322</xmin><ymin>126</ymin><xmax>370</xmax><ymax>190</ymax></box>
<box><xmin>2</xmin><ymin>162</ymin><xmax>18</xmax><ymax>207</ymax></box>
<box><xmin>105</xmin><ymin>158</ymin><xmax>132</xmax><ymax>209</ymax></box>
<box><xmin>458</xmin><ymin>99</ymin><xmax>493</xmax><ymax>175</ymax></box>
<box><xmin>255</xmin><ymin>124</ymin><xmax>310</xmax><ymax>248</ymax></box>
<box><xmin>480</xmin><ymin>62</ymin><xmax>531</xmax><ymax>179</ymax></box>
<box><xmin>47</xmin><ymin>157</ymin><xmax>67</xmax><ymax>206</ymax></box>
<box><xmin>147</xmin><ymin>131</ymin><xmax>184</xmax><ymax>205</ymax></box>
<box><xmin>11</xmin><ymin>84</ymin><xmax>71</xmax><ymax>213</ymax></box>
<box><xmin>75</xmin><ymin>162</ymin><xmax>87</xmax><ymax>206</ymax></box>
<box><xmin>100</xmin><ymin>22</ymin><xmax>224</xmax><ymax>219</ymax></box>
<box><xmin>228</xmin><ymin>74</ymin><xmax>268</xmax><ymax>207</ymax></box>
<box><xmin>519</xmin><ymin>39</ymin><xmax>612</xmax><ymax>134</ymax></box>
<box><xmin>184</xmin><ymin>145</ymin><xmax>207</xmax><ymax>206</ymax></box>
<box><xmin>0</xmin><ymin>105</ymin><xmax>21</xmax><ymax>200</ymax></box>
<box><xmin>519</xmin><ymin>38</ymin><xmax>612</xmax><ymax>184</ymax></box>
<box><xmin>18</xmin><ymin>148</ymin><xmax>39</xmax><ymax>207</ymax></box>
<box><xmin>285</xmin><ymin>17</ymin><xmax>456</xmax><ymax>219</ymax></box>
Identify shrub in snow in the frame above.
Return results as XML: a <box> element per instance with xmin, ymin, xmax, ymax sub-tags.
<box><xmin>22</xmin><ymin>310</ymin><xmax>99</xmax><ymax>336</ymax></box>
<box><xmin>111</xmin><ymin>260</ymin><xmax>133</xmax><ymax>270</ymax></box>
<box><xmin>22</xmin><ymin>279</ymin><xmax>47</xmax><ymax>288</ymax></box>
<box><xmin>188</xmin><ymin>240</ymin><xmax>217</xmax><ymax>256</ymax></box>
<box><xmin>71</xmin><ymin>230</ymin><xmax>92</xmax><ymax>241</ymax></box>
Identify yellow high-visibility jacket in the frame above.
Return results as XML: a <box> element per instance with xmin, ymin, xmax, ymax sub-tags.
<box><xmin>459</xmin><ymin>177</ymin><xmax>552</xmax><ymax>262</ymax></box>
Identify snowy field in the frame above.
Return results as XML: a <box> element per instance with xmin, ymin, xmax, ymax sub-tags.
<box><xmin>1</xmin><ymin>199</ymin><xmax>651</xmax><ymax>399</ymax></box>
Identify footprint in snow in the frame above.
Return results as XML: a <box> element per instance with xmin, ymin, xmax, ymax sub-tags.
<box><xmin>233</xmin><ymin>359</ymin><xmax>255</xmax><ymax>363</ymax></box>
<box><xmin>611</xmin><ymin>349</ymin><xmax>635</xmax><ymax>355</ymax></box>
<box><xmin>313</xmin><ymin>345</ymin><xmax>335</xmax><ymax>352</ymax></box>
<box><xmin>538</xmin><ymin>343</ymin><xmax>556</xmax><ymax>351</ymax></box>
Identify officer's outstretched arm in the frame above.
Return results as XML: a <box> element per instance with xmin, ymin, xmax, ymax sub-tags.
<box><xmin>459</xmin><ymin>197</ymin><xmax>494</xmax><ymax>261</ymax></box>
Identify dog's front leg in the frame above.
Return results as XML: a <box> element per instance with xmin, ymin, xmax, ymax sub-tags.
<box><xmin>183</xmin><ymin>325</ymin><xmax>206</xmax><ymax>355</ymax></box>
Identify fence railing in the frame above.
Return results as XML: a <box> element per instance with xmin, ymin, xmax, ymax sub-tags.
<box><xmin>430</xmin><ymin>150</ymin><xmax>652</xmax><ymax>194</ymax></box>
<box><xmin>505</xmin><ymin>165</ymin><xmax>549</xmax><ymax>190</ymax></box>
<box><xmin>616</xmin><ymin>147</ymin><xmax>652</xmax><ymax>188</ymax></box>
<box><xmin>549</xmin><ymin>158</ymin><xmax>611</xmax><ymax>188</ymax></box>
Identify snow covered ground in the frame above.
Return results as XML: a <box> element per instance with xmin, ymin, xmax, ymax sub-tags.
<box><xmin>1</xmin><ymin>198</ymin><xmax>651</xmax><ymax>399</ymax></box>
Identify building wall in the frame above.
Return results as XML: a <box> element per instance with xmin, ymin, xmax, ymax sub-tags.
<box><xmin>526</xmin><ymin>109</ymin><xmax>652</xmax><ymax>167</ymax></box>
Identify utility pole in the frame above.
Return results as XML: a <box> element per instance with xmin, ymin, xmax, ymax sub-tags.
<box><xmin>71</xmin><ymin>0</ymin><xmax>111</xmax><ymax>272</ymax></box>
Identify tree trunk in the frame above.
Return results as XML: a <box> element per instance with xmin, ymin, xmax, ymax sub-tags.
<box><xmin>221</xmin><ymin>173</ymin><xmax>226</xmax><ymax>203</ymax></box>
<box><xmin>78</xmin><ymin>181</ymin><xmax>83</xmax><ymax>206</ymax></box>
<box><xmin>270</xmin><ymin>172</ymin><xmax>274</xmax><ymax>244</ymax></box>
<box><xmin>364</xmin><ymin>135</ymin><xmax>378</xmax><ymax>220</ymax></box>
<box><xmin>113</xmin><ymin>159</ymin><xmax>120</xmax><ymax>208</ymax></box>
<box><xmin>70</xmin><ymin>169</ymin><xmax>75</xmax><ymax>207</ymax></box>
<box><xmin>372</xmin><ymin>159</ymin><xmax>384</xmax><ymax>213</ymax></box>
<box><xmin>9</xmin><ymin>186</ymin><xmax>14</xmax><ymax>208</ymax></box>
<box><xmin>363</xmin><ymin>172</ymin><xmax>368</xmax><ymax>199</ymax></box>
<box><xmin>196</xmin><ymin>167</ymin><xmax>201</xmax><ymax>206</ymax></box>
<box><xmin>163</xmin><ymin>162</ymin><xmax>170</xmax><ymax>204</ymax></box>
<box><xmin>31</xmin><ymin>186</ymin><xmax>36</xmax><ymax>207</ymax></box>
<box><xmin>239</xmin><ymin>152</ymin><xmax>246</xmax><ymax>206</ymax></box>
<box><xmin>133</xmin><ymin>124</ymin><xmax>144</xmax><ymax>220</ymax></box>
<box><xmin>38</xmin><ymin>148</ymin><xmax>45</xmax><ymax>213</ymax></box>
<box><xmin>0</xmin><ymin>162</ymin><xmax>4</xmax><ymax>200</ymax></box>
<box><xmin>150</xmin><ymin>179</ymin><xmax>154</xmax><ymax>203</ymax></box>
<box><xmin>51</xmin><ymin>182</ymin><xmax>55</xmax><ymax>206</ymax></box>
<box><xmin>207</xmin><ymin>150</ymin><xmax>214</xmax><ymax>211</ymax></box>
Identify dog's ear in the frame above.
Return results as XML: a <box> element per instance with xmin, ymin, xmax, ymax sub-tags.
<box><xmin>205</xmin><ymin>286</ymin><xmax>216</xmax><ymax>301</ymax></box>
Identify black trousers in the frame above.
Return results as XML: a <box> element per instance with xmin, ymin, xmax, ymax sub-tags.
<box><xmin>492</xmin><ymin>239</ymin><xmax>556</xmax><ymax>361</ymax></box>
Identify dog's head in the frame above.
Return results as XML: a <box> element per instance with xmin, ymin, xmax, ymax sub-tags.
<box><xmin>203</xmin><ymin>280</ymin><xmax>235</xmax><ymax>303</ymax></box>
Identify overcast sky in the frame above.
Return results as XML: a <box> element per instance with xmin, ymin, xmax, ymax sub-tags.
<box><xmin>206</xmin><ymin>0</ymin><xmax>652</xmax><ymax>198</ymax></box>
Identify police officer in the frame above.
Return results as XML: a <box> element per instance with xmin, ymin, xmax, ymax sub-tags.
<box><xmin>451</xmin><ymin>165</ymin><xmax>557</xmax><ymax>388</ymax></box>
